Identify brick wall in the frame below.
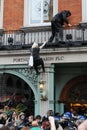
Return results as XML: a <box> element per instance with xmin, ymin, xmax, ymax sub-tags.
<box><xmin>3</xmin><ymin>0</ymin><xmax>82</xmax><ymax>30</ymax></box>
<box><xmin>58</xmin><ymin>0</ymin><xmax>82</xmax><ymax>25</ymax></box>
<box><xmin>3</xmin><ymin>0</ymin><xmax>24</xmax><ymax>30</ymax></box>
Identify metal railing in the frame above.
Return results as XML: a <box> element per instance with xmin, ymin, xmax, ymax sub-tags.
<box><xmin>0</xmin><ymin>24</ymin><xmax>87</xmax><ymax>49</ymax></box>
<box><xmin>0</xmin><ymin>30</ymin><xmax>25</xmax><ymax>46</ymax></box>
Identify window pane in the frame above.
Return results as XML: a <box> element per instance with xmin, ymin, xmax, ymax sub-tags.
<box><xmin>30</xmin><ymin>0</ymin><xmax>41</xmax><ymax>24</ymax></box>
<box><xmin>29</xmin><ymin>0</ymin><xmax>53</xmax><ymax>24</ymax></box>
<box><xmin>82</xmin><ymin>0</ymin><xmax>87</xmax><ymax>21</ymax></box>
<box><xmin>0</xmin><ymin>0</ymin><xmax>1</xmax><ymax>12</ymax></box>
<box><xmin>43</xmin><ymin>0</ymin><xmax>53</xmax><ymax>22</ymax></box>
<box><xmin>0</xmin><ymin>0</ymin><xmax>4</xmax><ymax>28</ymax></box>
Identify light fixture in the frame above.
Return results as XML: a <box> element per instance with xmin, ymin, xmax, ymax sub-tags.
<box><xmin>39</xmin><ymin>80</ymin><xmax>44</xmax><ymax>93</ymax></box>
<box><xmin>39</xmin><ymin>80</ymin><xmax>48</xmax><ymax>101</ymax></box>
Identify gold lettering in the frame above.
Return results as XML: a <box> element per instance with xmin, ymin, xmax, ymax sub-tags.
<box><xmin>43</xmin><ymin>57</ymin><xmax>54</xmax><ymax>61</ymax></box>
<box><xmin>55</xmin><ymin>56</ymin><xmax>64</xmax><ymax>61</ymax></box>
<box><xmin>13</xmin><ymin>56</ymin><xmax>64</xmax><ymax>63</ymax></box>
<box><xmin>13</xmin><ymin>58</ymin><xmax>28</xmax><ymax>63</ymax></box>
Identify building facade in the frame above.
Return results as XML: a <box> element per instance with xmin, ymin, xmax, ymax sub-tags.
<box><xmin>0</xmin><ymin>0</ymin><xmax>87</xmax><ymax>116</ymax></box>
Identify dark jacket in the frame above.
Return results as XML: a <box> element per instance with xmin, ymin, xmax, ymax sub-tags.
<box><xmin>51</xmin><ymin>10</ymin><xmax>71</xmax><ymax>26</ymax></box>
<box><xmin>31</xmin><ymin>48</ymin><xmax>40</xmax><ymax>61</ymax></box>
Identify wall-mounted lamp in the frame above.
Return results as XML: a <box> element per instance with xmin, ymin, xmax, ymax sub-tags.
<box><xmin>39</xmin><ymin>80</ymin><xmax>44</xmax><ymax>93</ymax></box>
<box><xmin>39</xmin><ymin>80</ymin><xmax>48</xmax><ymax>101</ymax></box>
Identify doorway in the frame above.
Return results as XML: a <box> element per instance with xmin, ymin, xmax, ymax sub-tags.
<box><xmin>60</xmin><ymin>75</ymin><xmax>87</xmax><ymax>115</ymax></box>
<box><xmin>0</xmin><ymin>73</ymin><xmax>35</xmax><ymax>115</ymax></box>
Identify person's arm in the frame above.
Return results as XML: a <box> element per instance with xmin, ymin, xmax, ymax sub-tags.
<box><xmin>48</xmin><ymin>116</ymin><xmax>56</xmax><ymax>130</ymax></box>
<box><xmin>39</xmin><ymin>41</ymin><xmax>47</xmax><ymax>49</ymax></box>
<box><xmin>62</xmin><ymin>11</ymin><xmax>72</xmax><ymax>26</ymax></box>
<box><xmin>68</xmin><ymin>23</ymin><xmax>72</xmax><ymax>26</ymax></box>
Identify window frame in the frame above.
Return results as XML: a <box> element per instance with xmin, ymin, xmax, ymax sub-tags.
<box><xmin>82</xmin><ymin>0</ymin><xmax>87</xmax><ymax>22</ymax></box>
<box><xmin>0</xmin><ymin>0</ymin><xmax>4</xmax><ymax>29</ymax></box>
<box><xmin>23</xmin><ymin>0</ymin><xmax>58</xmax><ymax>27</ymax></box>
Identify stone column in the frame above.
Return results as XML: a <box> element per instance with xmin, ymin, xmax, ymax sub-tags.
<box><xmin>39</xmin><ymin>64</ymin><xmax>54</xmax><ymax>116</ymax></box>
<box><xmin>49</xmin><ymin>64</ymin><xmax>55</xmax><ymax>110</ymax></box>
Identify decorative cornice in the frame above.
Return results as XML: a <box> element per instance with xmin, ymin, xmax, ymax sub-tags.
<box><xmin>2</xmin><ymin>67</ymin><xmax>38</xmax><ymax>88</ymax></box>
<box><xmin>15</xmin><ymin>68</ymin><xmax>38</xmax><ymax>87</ymax></box>
<box><xmin>21</xmin><ymin>26</ymin><xmax>51</xmax><ymax>32</ymax></box>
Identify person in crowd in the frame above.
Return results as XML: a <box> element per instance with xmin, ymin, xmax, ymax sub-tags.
<box><xmin>48</xmin><ymin>10</ymin><xmax>72</xmax><ymax>42</ymax></box>
<box><xmin>27</xmin><ymin>115</ymin><xmax>34</xmax><ymax>128</ymax></box>
<box><xmin>75</xmin><ymin>115</ymin><xmax>86</xmax><ymax>127</ymax></box>
<box><xmin>14</xmin><ymin>112</ymin><xmax>26</xmax><ymax>130</ymax></box>
<box><xmin>54</xmin><ymin>112</ymin><xmax>61</xmax><ymax>122</ymax></box>
<box><xmin>78</xmin><ymin>120</ymin><xmax>87</xmax><ymax>130</ymax></box>
<box><xmin>30</xmin><ymin>120</ymin><xmax>42</xmax><ymax>130</ymax></box>
<box><xmin>41</xmin><ymin>120</ymin><xmax>50</xmax><ymax>130</ymax></box>
<box><xmin>60</xmin><ymin>112</ymin><xmax>78</xmax><ymax>130</ymax></box>
<box><xmin>42</xmin><ymin>110</ymin><xmax>54</xmax><ymax>123</ymax></box>
<box><xmin>35</xmin><ymin>115</ymin><xmax>42</xmax><ymax>127</ymax></box>
<box><xmin>3</xmin><ymin>106</ymin><xmax>11</xmax><ymax>116</ymax></box>
<box><xmin>31</xmin><ymin>41</ymin><xmax>46</xmax><ymax>75</ymax></box>
<box><xmin>60</xmin><ymin>112</ymin><xmax>71</xmax><ymax>129</ymax></box>
<box><xmin>21</xmin><ymin>126</ymin><xmax>30</xmax><ymax>130</ymax></box>
<box><xmin>0</xmin><ymin>126</ymin><xmax>10</xmax><ymax>130</ymax></box>
<box><xmin>42</xmin><ymin>110</ymin><xmax>54</xmax><ymax>130</ymax></box>
<box><xmin>0</xmin><ymin>111</ymin><xmax>16</xmax><ymax>129</ymax></box>
<box><xmin>9</xmin><ymin>111</ymin><xmax>28</xmax><ymax>129</ymax></box>
<box><xmin>57</xmin><ymin>124</ymin><xmax>63</xmax><ymax>130</ymax></box>
<box><xmin>48</xmin><ymin>116</ymin><xmax>56</xmax><ymax>130</ymax></box>
<box><xmin>0</xmin><ymin>112</ymin><xmax>8</xmax><ymax>126</ymax></box>
<box><xmin>42</xmin><ymin>109</ymin><xmax>60</xmax><ymax>130</ymax></box>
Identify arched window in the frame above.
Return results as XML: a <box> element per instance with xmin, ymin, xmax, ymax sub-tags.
<box><xmin>24</xmin><ymin>0</ymin><xmax>58</xmax><ymax>27</ymax></box>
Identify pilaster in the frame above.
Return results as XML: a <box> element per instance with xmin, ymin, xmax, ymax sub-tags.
<box><xmin>39</xmin><ymin>64</ymin><xmax>55</xmax><ymax>116</ymax></box>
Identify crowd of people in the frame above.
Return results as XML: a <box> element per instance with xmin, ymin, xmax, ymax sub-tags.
<box><xmin>0</xmin><ymin>105</ymin><xmax>87</xmax><ymax>130</ymax></box>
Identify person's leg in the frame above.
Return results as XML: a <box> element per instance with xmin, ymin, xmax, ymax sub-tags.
<box><xmin>34</xmin><ymin>65</ymin><xmax>39</xmax><ymax>74</ymax></box>
<box><xmin>54</xmin><ymin>23</ymin><xmax>63</xmax><ymax>42</ymax></box>
<box><xmin>55</xmin><ymin>28</ymin><xmax>60</xmax><ymax>42</ymax></box>
<box><xmin>34</xmin><ymin>58</ymin><xmax>45</xmax><ymax>73</ymax></box>
<box><xmin>34</xmin><ymin>61</ymin><xmax>39</xmax><ymax>74</ymax></box>
<box><xmin>48</xmin><ymin>21</ymin><xmax>56</xmax><ymax>42</ymax></box>
<box><xmin>50</xmin><ymin>22</ymin><xmax>62</xmax><ymax>42</ymax></box>
<box><xmin>59</xmin><ymin>27</ymin><xmax>63</xmax><ymax>41</ymax></box>
<box><xmin>40</xmin><ymin>58</ymin><xmax>45</xmax><ymax>72</ymax></box>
